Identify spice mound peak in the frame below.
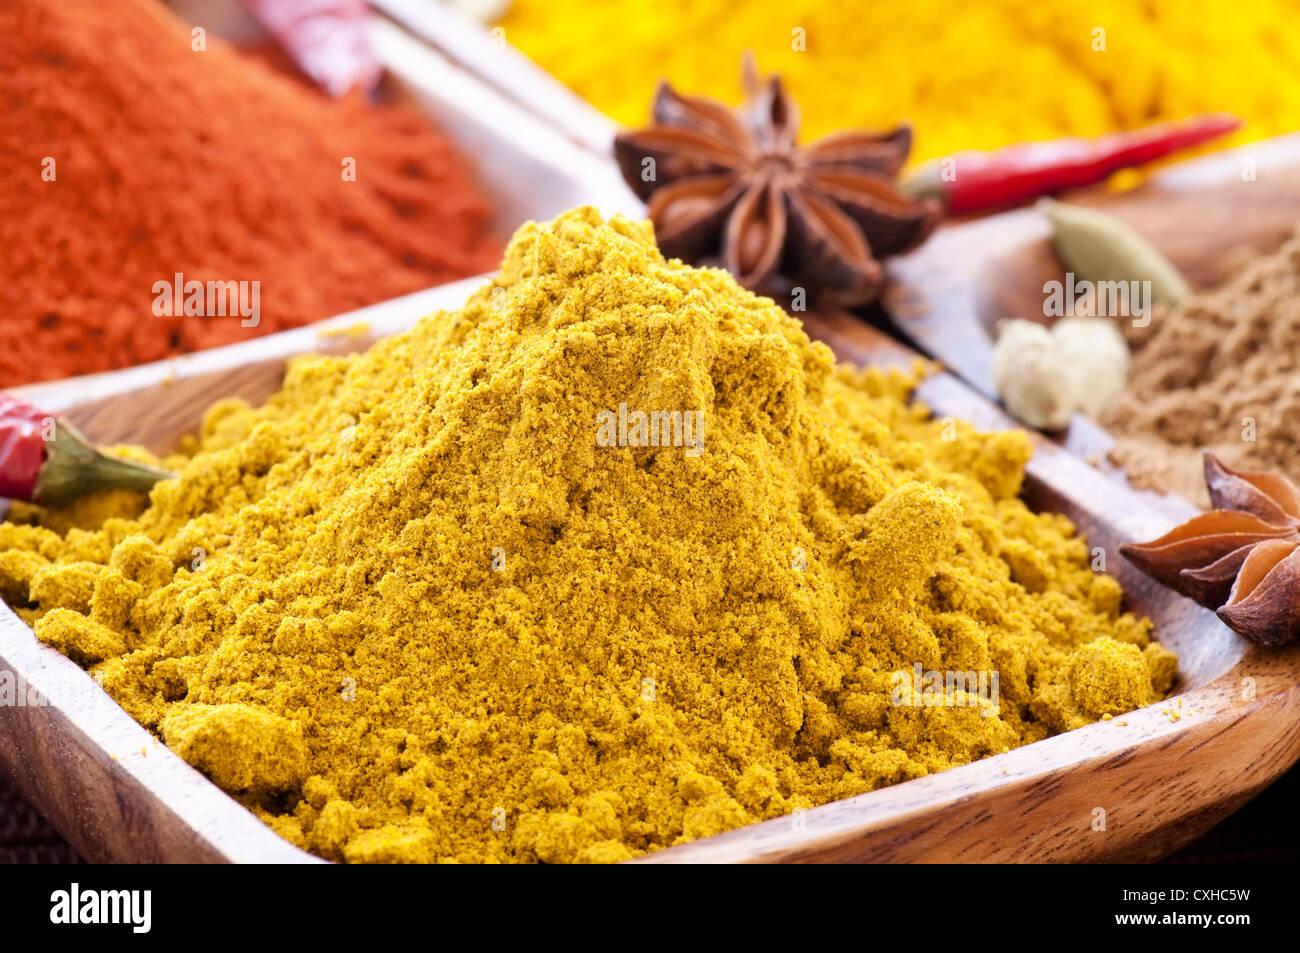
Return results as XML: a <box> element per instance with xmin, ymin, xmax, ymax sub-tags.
<box><xmin>0</xmin><ymin>208</ymin><xmax>1172</xmax><ymax>863</ymax></box>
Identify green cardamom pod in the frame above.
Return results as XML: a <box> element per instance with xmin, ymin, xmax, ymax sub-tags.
<box><xmin>1040</xmin><ymin>198</ymin><xmax>1192</xmax><ymax>309</ymax></box>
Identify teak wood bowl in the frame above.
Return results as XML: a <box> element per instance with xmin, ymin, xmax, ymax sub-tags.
<box><xmin>1</xmin><ymin>285</ymin><xmax>1297</xmax><ymax>864</ymax></box>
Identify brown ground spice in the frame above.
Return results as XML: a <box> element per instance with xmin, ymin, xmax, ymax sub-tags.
<box><xmin>1102</xmin><ymin>227</ymin><xmax>1300</xmax><ymax>506</ymax></box>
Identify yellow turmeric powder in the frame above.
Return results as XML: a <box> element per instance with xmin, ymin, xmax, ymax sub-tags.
<box><xmin>500</xmin><ymin>0</ymin><xmax>1300</xmax><ymax>160</ymax></box>
<box><xmin>0</xmin><ymin>208</ymin><xmax>1174</xmax><ymax>863</ymax></box>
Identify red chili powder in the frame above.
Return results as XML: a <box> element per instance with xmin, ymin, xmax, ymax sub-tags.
<box><xmin>0</xmin><ymin>0</ymin><xmax>502</xmax><ymax>387</ymax></box>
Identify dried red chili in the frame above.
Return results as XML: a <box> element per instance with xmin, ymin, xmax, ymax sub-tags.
<box><xmin>0</xmin><ymin>396</ymin><xmax>172</xmax><ymax>505</ymax></box>
<box><xmin>903</xmin><ymin>114</ymin><xmax>1242</xmax><ymax>215</ymax></box>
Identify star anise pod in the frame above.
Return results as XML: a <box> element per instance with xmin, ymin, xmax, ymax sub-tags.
<box><xmin>612</xmin><ymin>56</ymin><xmax>941</xmax><ymax>307</ymax></box>
<box><xmin>1120</xmin><ymin>452</ymin><xmax>1300</xmax><ymax>646</ymax></box>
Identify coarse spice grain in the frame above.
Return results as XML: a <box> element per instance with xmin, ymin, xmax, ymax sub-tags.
<box><xmin>0</xmin><ymin>0</ymin><xmax>500</xmax><ymax>387</ymax></box>
<box><xmin>1102</xmin><ymin>227</ymin><xmax>1300</xmax><ymax>506</ymax></box>
<box><xmin>500</xmin><ymin>0</ymin><xmax>1300</xmax><ymax>161</ymax></box>
<box><xmin>0</xmin><ymin>210</ymin><xmax>1175</xmax><ymax>863</ymax></box>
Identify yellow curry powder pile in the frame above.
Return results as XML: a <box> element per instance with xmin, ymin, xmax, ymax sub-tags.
<box><xmin>500</xmin><ymin>0</ymin><xmax>1300</xmax><ymax>160</ymax></box>
<box><xmin>0</xmin><ymin>210</ymin><xmax>1174</xmax><ymax>863</ymax></box>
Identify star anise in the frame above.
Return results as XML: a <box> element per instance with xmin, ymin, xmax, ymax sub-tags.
<box><xmin>1121</xmin><ymin>452</ymin><xmax>1300</xmax><ymax>646</ymax></box>
<box><xmin>612</xmin><ymin>57</ymin><xmax>941</xmax><ymax>307</ymax></box>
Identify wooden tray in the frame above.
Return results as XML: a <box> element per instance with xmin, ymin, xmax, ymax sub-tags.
<box><xmin>2</xmin><ymin>289</ymin><xmax>1297</xmax><ymax>863</ymax></box>
<box><xmin>367</xmin><ymin>0</ymin><xmax>620</xmax><ymax>156</ymax></box>
<box><xmin>166</xmin><ymin>0</ymin><xmax>637</xmax><ymax>236</ymax></box>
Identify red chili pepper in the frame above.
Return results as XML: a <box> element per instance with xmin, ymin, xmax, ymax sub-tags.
<box><xmin>239</xmin><ymin>0</ymin><xmax>380</xmax><ymax>97</ymax></box>
<box><xmin>0</xmin><ymin>395</ymin><xmax>173</xmax><ymax>505</ymax></box>
<box><xmin>903</xmin><ymin>114</ymin><xmax>1243</xmax><ymax>215</ymax></box>
<box><xmin>0</xmin><ymin>396</ymin><xmax>50</xmax><ymax>501</ymax></box>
